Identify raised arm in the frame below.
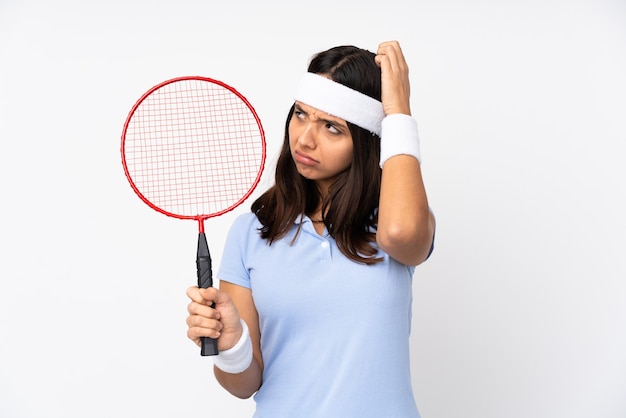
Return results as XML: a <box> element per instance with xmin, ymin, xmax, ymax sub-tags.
<box><xmin>374</xmin><ymin>41</ymin><xmax>435</xmax><ymax>266</ymax></box>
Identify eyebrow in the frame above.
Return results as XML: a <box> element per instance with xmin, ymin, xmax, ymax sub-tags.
<box><xmin>294</xmin><ymin>102</ymin><xmax>348</xmax><ymax>128</ymax></box>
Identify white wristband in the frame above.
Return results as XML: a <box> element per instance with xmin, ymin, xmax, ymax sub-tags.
<box><xmin>213</xmin><ymin>319</ymin><xmax>253</xmax><ymax>374</ymax></box>
<box><xmin>379</xmin><ymin>113</ymin><xmax>421</xmax><ymax>168</ymax></box>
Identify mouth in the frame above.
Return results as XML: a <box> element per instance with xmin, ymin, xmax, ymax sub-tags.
<box><xmin>294</xmin><ymin>150</ymin><xmax>319</xmax><ymax>166</ymax></box>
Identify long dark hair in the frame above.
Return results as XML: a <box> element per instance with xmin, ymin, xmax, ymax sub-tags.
<box><xmin>251</xmin><ymin>45</ymin><xmax>383</xmax><ymax>265</ymax></box>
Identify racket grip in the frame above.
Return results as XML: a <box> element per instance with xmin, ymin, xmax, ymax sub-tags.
<box><xmin>201</xmin><ymin>335</ymin><xmax>219</xmax><ymax>356</ymax></box>
<box><xmin>197</xmin><ymin>232</ymin><xmax>219</xmax><ymax>356</ymax></box>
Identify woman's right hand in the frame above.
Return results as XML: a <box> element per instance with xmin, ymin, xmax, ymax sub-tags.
<box><xmin>186</xmin><ymin>286</ymin><xmax>244</xmax><ymax>351</ymax></box>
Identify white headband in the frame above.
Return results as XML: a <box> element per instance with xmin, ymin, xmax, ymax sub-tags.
<box><xmin>294</xmin><ymin>72</ymin><xmax>384</xmax><ymax>136</ymax></box>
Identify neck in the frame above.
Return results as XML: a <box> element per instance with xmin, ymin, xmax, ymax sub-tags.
<box><xmin>308</xmin><ymin>208</ymin><xmax>325</xmax><ymax>223</ymax></box>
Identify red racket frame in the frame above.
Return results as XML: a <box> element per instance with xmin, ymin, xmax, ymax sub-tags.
<box><xmin>121</xmin><ymin>76</ymin><xmax>266</xmax><ymax>233</ymax></box>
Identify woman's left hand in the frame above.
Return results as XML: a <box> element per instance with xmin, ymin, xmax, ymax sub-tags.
<box><xmin>374</xmin><ymin>40</ymin><xmax>411</xmax><ymax>116</ymax></box>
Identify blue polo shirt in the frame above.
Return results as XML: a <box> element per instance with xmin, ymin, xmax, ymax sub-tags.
<box><xmin>217</xmin><ymin>212</ymin><xmax>421</xmax><ymax>418</ymax></box>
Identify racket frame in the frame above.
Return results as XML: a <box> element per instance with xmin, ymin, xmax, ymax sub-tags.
<box><xmin>121</xmin><ymin>76</ymin><xmax>266</xmax><ymax>232</ymax></box>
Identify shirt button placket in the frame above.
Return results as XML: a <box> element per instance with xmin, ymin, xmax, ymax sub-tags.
<box><xmin>320</xmin><ymin>240</ymin><xmax>331</xmax><ymax>263</ymax></box>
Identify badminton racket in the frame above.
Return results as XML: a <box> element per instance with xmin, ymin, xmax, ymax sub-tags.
<box><xmin>121</xmin><ymin>76</ymin><xmax>266</xmax><ymax>356</ymax></box>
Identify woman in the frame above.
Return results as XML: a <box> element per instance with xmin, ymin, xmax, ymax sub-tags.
<box><xmin>186</xmin><ymin>40</ymin><xmax>435</xmax><ymax>417</ymax></box>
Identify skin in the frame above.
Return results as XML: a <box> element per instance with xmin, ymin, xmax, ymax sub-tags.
<box><xmin>186</xmin><ymin>40</ymin><xmax>435</xmax><ymax>399</ymax></box>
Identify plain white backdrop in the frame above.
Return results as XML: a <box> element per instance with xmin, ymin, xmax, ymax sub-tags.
<box><xmin>1</xmin><ymin>0</ymin><xmax>625</xmax><ymax>417</ymax></box>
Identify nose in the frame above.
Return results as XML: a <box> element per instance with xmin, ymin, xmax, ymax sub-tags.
<box><xmin>296</xmin><ymin>123</ymin><xmax>316</xmax><ymax>149</ymax></box>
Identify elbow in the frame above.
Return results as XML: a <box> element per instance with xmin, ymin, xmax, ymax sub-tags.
<box><xmin>214</xmin><ymin>365</ymin><xmax>262</xmax><ymax>400</ymax></box>
<box><xmin>218</xmin><ymin>379</ymin><xmax>260</xmax><ymax>400</ymax></box>
<box><xmin>377</xmin><ymin>222</ymin><xmax>417</xmax><ymax>251</ymax></box>
<box><xmin>229</xmin><ymin>388</ymin><xmax>257</xmax><ymax>400</ymax></box>
<box><xmin>377</xmin><ymin>211</ymin><xmax>435</xmax><ymax>266</ymax></box>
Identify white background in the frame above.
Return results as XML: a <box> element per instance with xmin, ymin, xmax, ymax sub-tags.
<box><xmin>1</xmin><ymin>0</ymin><xmax>625</xmax><ymax>417</ymax></box>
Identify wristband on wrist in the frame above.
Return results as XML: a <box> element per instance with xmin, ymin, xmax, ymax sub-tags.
<box><xmin>379</xmin><ymin>113</ymin><xmax>421</xmax><ymax>168</ymax></box>
<box><xmin>212</xmin><ymin>319</ymin><xmax>253</xmax><ymax>374</ymax></box>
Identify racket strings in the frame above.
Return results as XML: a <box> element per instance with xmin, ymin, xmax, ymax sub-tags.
<box><xmin>123</xmin><ymin>79</ymin><xmax>264</xmax><ymax>217</ymax></box>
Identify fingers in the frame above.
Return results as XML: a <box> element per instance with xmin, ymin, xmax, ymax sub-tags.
<box><xmin>186</xmin><ymin>310</ymin><xmax>223</xmax><ymax>343</ymax></box>
<box><xmin>375</xmin><ymin>40</ymin><xmax>411</xmax><ymax>116</ymax></box>
<box><xmin>187</xmin><ymin>296</ymin><xmax>220</xmax><ymax>320</ymax></box>
<box><xmin>185</xmin><ymin>284</ymin><xmax>247</xmax><ymax>351</ymax></box>
<box><xmin>377</xmin><ymin>39</ymin><xmax>401</xmax><ymax>53</ymax></box>
<box><xmin>186</xmin><ymin>286</ymin><xmax>223</xmax><ymax>344</ymax></box>
<box><xmin>375</xmin><ymin>41</ymin><xmax>406</xmax><ymax>70</ymax></box>
<box><xmin>186</xmin><ymin>285</ymin><xmax>217</xmax><ymax>304</ymax></box>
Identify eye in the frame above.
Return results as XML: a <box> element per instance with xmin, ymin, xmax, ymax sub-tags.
<box><xmin>326</xmin><ymin>123</ymin><xmax>340</xmax><ymax>134</ymax></box>
<box><xmin>293</xmin><ymin>108</ymin><xmax>310</xmax><ymax>123</ymax></box>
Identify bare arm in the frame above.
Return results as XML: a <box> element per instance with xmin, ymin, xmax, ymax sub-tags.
<box><xmin>375</xmin><ymin>41</ymin><xmax>435</xmax><ymax>266</ymax></box>
<box><xmin>378</xmin><ymin>155</ymin><xmax>435</xmax><ymax>265</ymax></box>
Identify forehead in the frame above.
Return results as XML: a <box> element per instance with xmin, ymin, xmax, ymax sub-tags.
<box><xmin>294</xmin><ymin>101</ymin><xmax>348</xmax><ymax>125</ymax></box>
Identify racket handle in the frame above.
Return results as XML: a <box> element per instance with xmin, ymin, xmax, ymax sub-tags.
<box><xmin>197</xmin><ymin>232</ymin><xmax>219</xmax><ymax>356</ymax></box>
<box><xmin>201</xmin><ymin>335</ymin><xmax>219</xmax><ymax>356</ymax></box>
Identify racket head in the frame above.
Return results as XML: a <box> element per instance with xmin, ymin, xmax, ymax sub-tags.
<box><xmin>121</xmin><ymin>76</ymin><xmax>266</xmax><ymax>223</ymax></box>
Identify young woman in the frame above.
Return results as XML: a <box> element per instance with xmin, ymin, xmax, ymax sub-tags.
<box><xmin>186</xmin><ymin>40</ymin><xmax>435</xmax><ymax>417</ymax></box>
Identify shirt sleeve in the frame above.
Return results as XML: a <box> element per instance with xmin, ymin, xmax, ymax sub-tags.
<box><xmin>216</xmin><ymin>213</ymin><xmax>256</xmax><ymax>289</ymax></box>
